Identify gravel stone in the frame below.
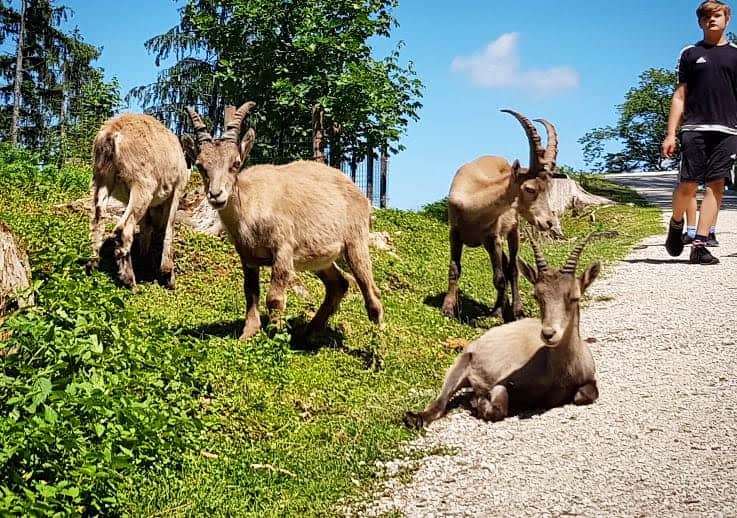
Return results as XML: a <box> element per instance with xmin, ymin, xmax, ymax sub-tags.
<box><xmin>360</xmin><ymin>172</ymin><xmax>737</xmax><ymax>518</ymax></box>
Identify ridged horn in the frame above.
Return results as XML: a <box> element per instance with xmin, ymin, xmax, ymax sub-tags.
<box><xmin>185</xmin><ymin>106</ymin><xmax>212</xmax><ymax>144</ymax></box>
<box><xmin>533</xmin><ymin>118</ymin><xmax>558</xmax><ymax>172</ymax></box>
<box><xmin>525</xmin><ymin>228</ymin><xmax>549</xmax><ymax>273</ymax></box>
<box><xmin>560</xmin><ymin>232</ymin><xmax>600</xmax><ymax>274</ymax></box>
<box><xmin>222</xmin><ymin>101</ymin><xmax>256</xmax><ymax>142</ymax></box>
<box><xmin>501</xmin><ymin>109</ymin><xmax>545</xmax><ymax>176</ymax></box>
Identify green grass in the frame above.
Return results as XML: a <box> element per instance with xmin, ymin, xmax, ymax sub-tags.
<box><xmin>0</xmin><ymin>149</ymin><xmax>662</xmax><ymax>517</ymax></box>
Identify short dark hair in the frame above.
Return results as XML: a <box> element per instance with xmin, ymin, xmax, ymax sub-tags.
<box><xmin>697</xmin><ymin>0</ymin><xmax>731</xmax><ymax>20</ymax></box>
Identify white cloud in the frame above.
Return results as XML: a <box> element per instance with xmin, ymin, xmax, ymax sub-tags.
<box><xmin>451</xmin><ymin>33</ymin><xmax>579</xmax><ymax>97</ymax></box>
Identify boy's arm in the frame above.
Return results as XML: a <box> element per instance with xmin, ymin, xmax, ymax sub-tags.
<box><xmin>662</xmin><ymin>83</ymin><xmax>687</xmax><ymax>158</ymax></box>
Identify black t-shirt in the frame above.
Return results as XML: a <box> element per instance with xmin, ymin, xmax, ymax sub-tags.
<box><xmin>678</xmin><ymin>41</ymin><xmax>737</xmax><ymax>135</ymax></box>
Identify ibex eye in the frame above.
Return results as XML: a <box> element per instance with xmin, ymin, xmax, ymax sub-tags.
<box><xmin>524</xmin><ymin>185</ymin><xmax>536</xmax><ymax>194</ymax></box>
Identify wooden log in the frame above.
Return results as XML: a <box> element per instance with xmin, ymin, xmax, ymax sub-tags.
<box><xmin>0</xmin><ymin>222</ymin><xmax>33</xmax><ymax>315</ymax></box>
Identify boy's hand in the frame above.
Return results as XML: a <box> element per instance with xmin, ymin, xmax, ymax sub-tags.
<box><xmin>662</xmin><ymin>135</ymin><xmax>678</xmax><ymax>158</ymax></box>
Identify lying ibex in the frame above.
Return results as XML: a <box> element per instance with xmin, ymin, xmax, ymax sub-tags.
<box><xmin>181</xmin><ymin>103</ymin><xmax>383</xmax><ymax>339</ymax></box>
<box><xmin>441</xmin><ymin>110</ymin><xmax>559</xmax><ymax>321</ymax></box>
<box><xmin>90</xmin><ymin>113</ymin><xmax>190</xmax><ymax>289</ymax></box>
<box><xmin>406</xmin><ymin>232</ymin><xmax>602</xmax><ymax>428</ymax></box>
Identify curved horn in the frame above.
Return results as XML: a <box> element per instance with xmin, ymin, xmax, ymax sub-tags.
<box><xmin>185</xmin><ymin>106</ymin><xmax>212</xmax><ymax>144</ymax></box>
<box><xmin>560</xmin><ymin>232</ymin><xmax>600</xmax><ymax>275</ymax></box>
<box><xmin>501</xmin><ymin>109</ymin><xmax>545</xmax><ymax>175</ymax></box>
<box><xmin>533</xmin><ymin>118</ymin><xmax>558</xmax><ymax>172</ymax></box>
<box><xmin>222</xmin><ymin>101</ymin><xmax>256</xmax><ymax>142</ymax></box>
<box><xmin>525</xmin><ymin>228</ymin><xmax>549</xmax><ymax>273</ymax></box>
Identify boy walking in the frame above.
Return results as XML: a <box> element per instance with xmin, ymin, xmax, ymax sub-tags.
<box><xmin>662</xmin><ymin>0</ymin><xmax>737</xmax><ymax>265</ymax></box>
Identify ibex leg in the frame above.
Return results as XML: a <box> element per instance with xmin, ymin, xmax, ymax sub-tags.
<box><xmin>266</xmin><ymin>249</ymin><xmax>293</xmax><ymax>328</ymax></box>
<box><xmin>506</xmin><ymin>225</ymin><xmax>523</xmax><ymax>320</ymax></box>
<box><xmin>573</xmin><ymin>381</ymin><xmax>599</xmax><ymax>405</ymax></box>
<box><xmin>441</xmin><ymin>228</ymin><xmax>463</xmax><ymax>317</ymax></box>
<box><xmin>404</xmin><ymin>352</ymin><xmax>470</xmax><ymax>429</ymax></box>
<box><xmin>307</xmin><ymin>263</ymin><xmax>350</xmax><ymax>334</ymax></box>
<box><xmin>484</xmin><ymin>235</ymin><xmax>507</xmax><ymax>319</ymax></box>
<box><xmin>89</xmin><ymin>181</ymin><xmax>110</xmax><ymax>268</ymax></box>
<box><xmin>344</xmin><ymin>240</ymin><xmax>383</xmax><ymax>324</ymax></box>
<box><xmin>476</xmin><ymin>384</ymin><xmax>509</xmax><ymax>422</ymax></box>
<box><xmin>240</xmin><ymin>261</ymin><xmax>261</xmax><ymax>340</ymax></box>
<box><xmin>156</xmin><ymin>190</ymin><xmax>182</xmax><ymax>289</ymax></box>
<box><xmin>114</xmin><ymin>185</ymin><xmax>153</xmax><ymax>288</ymax></box>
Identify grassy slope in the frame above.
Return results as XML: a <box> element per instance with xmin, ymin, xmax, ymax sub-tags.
<box><xmin>1</xmin><ymin>166</ymin><xmax>661</xmax><ymax>517</ymax></box>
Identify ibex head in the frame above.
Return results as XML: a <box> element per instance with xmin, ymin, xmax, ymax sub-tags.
<box><xmin>518</xmin><ymin>231</ymin><xmax>603</xmax><ymax>346</ymax></box>
<box><xmin>502</xmin><ymin>109</ymin><xmax>558</xmax><ymax>232</ymax></box>
<box><xmin>181</xmin><ymin>102</ymin><xmax>256</xmax><ymax>210</ymax></box>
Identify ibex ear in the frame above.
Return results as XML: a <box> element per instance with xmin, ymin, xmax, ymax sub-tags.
<box><xmin>517</xmin><ymin>257</ymin><xmax>537</xmax><ymax>285</ymax></box>
<box><xmin>511</xmin><ymin>159</ymin><xmax>521</xmax><ymax>180</ymax></box>
<box><xmin>239</xmin><ymin>128</ymin><xmax>256</xmax><ymax>167</ymax></box>
<box><xmin>580</xmin><ymin>261</ymin><xmax>601</xmax><ymax>292</ymax></box>
<box><xmin>180</xmin><ymin>134</ymin><xmax>197</xmax><ymax>168</ymax></box>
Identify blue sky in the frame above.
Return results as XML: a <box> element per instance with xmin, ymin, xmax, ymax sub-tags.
<box><xmin>58</xmin><ymin>0</ymin><xmax>705</xmax><ymax>209</ymax></box>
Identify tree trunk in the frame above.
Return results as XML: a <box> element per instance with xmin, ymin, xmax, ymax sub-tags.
<box><xmin>1</xmin><ymin>223</ymin><xmax>34</xmax><ymax>315</ymax></box>
<box><xmin>538</xmin><ymin>177</ymin><xmax>614</xmax><ymax>239</ymax></box>
<box><xmin>11</xmin><ymin>0</ymin><xmax>26</xmax><ymax>146</ymax></box>
<box><xmin>548</xmin><ymin>177</ymin><xmax>612</xmax><ymax>216</ymax></box>
<box><xmin>312</xmin><ymin>104</ymin><xmax>325</xmax><ymax>162</ymax></box>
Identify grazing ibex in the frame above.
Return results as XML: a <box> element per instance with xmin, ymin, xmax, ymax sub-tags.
<box><xmin>406</xmin><ymin>232</ymin><xmax>602</xmax><ymax>429</ymax></box>
<box><xmin>90</xmin><ymin>113</ymin><xmax>190</xmax><ymax>289</ymax></box>
<box><xmin>441</xmin><ymin>110</ymin><xmax>559</xmax><ymax>321</ymax></box>
<box><xmin>181</xmin><ymin>103</ymin><xmax>383</xmax><ymax>339</ymax></box>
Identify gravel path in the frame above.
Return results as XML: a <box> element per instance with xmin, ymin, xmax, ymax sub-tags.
<box><xmin>361</xmin><ymin>172</ymin><xmax>737</xmax><ymax>517</ymax></box>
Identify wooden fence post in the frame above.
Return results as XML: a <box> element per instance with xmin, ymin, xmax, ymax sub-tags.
<box><xmin>366</xmin><ymin>145</ymin><xmax>374</xmax><ymax>205</ymax></box>
<box><xmin>380</xmin><ymin>146</ymin><xmax>388</xmax><ymax>208</ymax></box>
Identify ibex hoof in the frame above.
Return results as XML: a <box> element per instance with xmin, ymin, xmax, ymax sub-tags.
<box><xmin>117</xmin><ymin>272</ymin><xmax>136</xmax><ymax>289</ymax></box>
<box><xmin>158</xmin><ymin>271</ymin><xmax>176</xmax><ymax>290</ymax></box>
<box><xmin>85</xmin><ymin>259</ymin><xmax>99</xmax><ymax>274</ymax></box>
<box><xmin>239</xmin><ymin>327</ymin><xmax>260</xmax><ymax>341</ymax></box>
<box><xmin>441</xmin><ymin>302</ymin><xmax>456</xmax><ymax>318</ymax></box>
<box><xmin>403</xmin><ymin>411</ymin><xmax>425</xmax><ymax>430</ymax></box>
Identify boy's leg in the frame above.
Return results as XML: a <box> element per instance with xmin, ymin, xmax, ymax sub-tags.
<box><xmin>690</xmin><ymin>132</ymin><xmax>734</xmax><ymax>265</ymax></box>
<box><xmin>683</xmin><ymin>194</ymin><xmax>698</xmax><ymax>243</ymax></box>
<box><xmin>706</xmin><ymin>188</ymin><xmax>720</xmax><ymax>246</ymax></box>
<box><xmin>666</xmin><ymin>181</ymin><xmax>698</xmax><ymax>256</ymax></box>
<box><xmin>669</xmin><ymin>131</ymin><xmax>705</xmax><ymax>257</ymax></box>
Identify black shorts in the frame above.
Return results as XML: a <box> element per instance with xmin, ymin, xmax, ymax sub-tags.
<box><xmin>679</xmin><ymin>130</ymin><xmax>737</xmax><ymax>184</ymax></box>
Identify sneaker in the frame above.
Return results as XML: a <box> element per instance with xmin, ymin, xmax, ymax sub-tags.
<box><xmin>665</xmin><ymin>220</ymin><xmax>685</xmax><ymax>256</ymax></box>
<box><xmin>690</xmin><ymin>245</ymin><xmax>720</xmax><ymax>265</ymax></box>
<box><xmin>682</xmin><ymin>233</ymin><xmax>694</xmax><ymax>245</ymax></box>
<box><xmin>706</xmin><ymin>232</ymin><xmax>719</xmax><ymax>247</ymax></box>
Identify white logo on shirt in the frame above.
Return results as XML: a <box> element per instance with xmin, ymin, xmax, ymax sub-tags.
<box><xmin>696</xmin><ymin>56</ymin><xmax>708</xmax><ymax>64</ymax></box>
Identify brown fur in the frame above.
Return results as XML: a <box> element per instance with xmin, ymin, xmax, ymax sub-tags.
<box><xmin>90</xmin><ymin>113</ymin><xmax>190</xmax><ymax>289</ymax></box>
<box><xmin>406</xmin><ymin>233</ymin><xmax>601</xmax><ymax>429</ymax></box>
<box><xmin>183</xmin><ymin>103</ymin><xmax>383</xmax><ymax>340</ymax></box>
<box><xmin>441</xmin><ymin>111</ymin><xmax>559</xmax><ymax>321</ymax></box>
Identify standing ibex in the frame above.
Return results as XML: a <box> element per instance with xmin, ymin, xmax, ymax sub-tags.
<box><xmin>181</xmin><ymin>103</ymin><xmax>383</xmax><ymax>340</ymax></box>
<box><xmin>441</xmin><ymin>110</ymin><xmax>559</xmax><ymax>321</ymax></box>
<box><xmin>405</xmin><ymin>232</ymin><xmax>602</xmax><ymax>429</ymax></box>
<box><xmin>90</xmin><ymin>113</ymin><xmax>190</xmax><ymax>289</ymax></box>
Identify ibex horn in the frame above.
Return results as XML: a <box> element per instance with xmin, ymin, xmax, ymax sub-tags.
<box><xmin>533</xmin><ymin>118</ymin><xmax>558</xmax><ymax>173</ymax></box>
<box><xmin>185</xmin><ymin>106</ymin><xmax>212</xmax><ymax>144</ymax></box>
<box><xmin>525</xmin><ymin>228</ymin><xmax>549</xmax><ymax>273</ymax></box>
<box><xmin>222</xmin><ymin>101</ymin><xmax>256</xmax><ymax>142</ymax></box>
<box><xmin>559</xmin><ymin>231</ymin><xmax>618</xmax><ymax>275</ymax></box>
<box><xmin>501</xmin><ymin>109</ymin><xmax>545</xmax><ymax>176</ymax></box>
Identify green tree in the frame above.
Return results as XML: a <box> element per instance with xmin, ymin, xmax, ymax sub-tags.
<box><xmin>129</xmin><ymin>0</ymin><xmax>424</xmax><ymax>164</ymax></box>
<box><xmin>579</xmin><ymin>67</ymin><xmax>676</xmax><ymax>172</ymax></box>
<box><xmin>0</xmin><ymin>0</ymin><xmax>113</xmax><ymax>162</ymax></box>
